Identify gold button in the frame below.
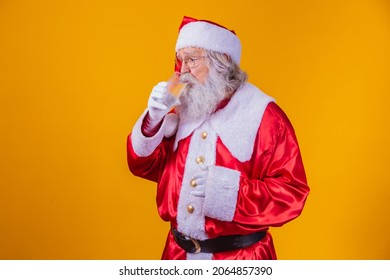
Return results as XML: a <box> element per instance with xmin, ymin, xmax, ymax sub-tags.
<box><xmin>201</xmin><ymin>131</ymin><xmax>207</xmax><ymax>139</ymax></box>
<box><xmin>196</xmin><ymin>156</ymin><xmax>205</xmax><ymax>164</ymax></box>
<box><xmin>190</xmin><ymin>179</ymin><xmax>197</xmax><ymax>187</ymax></box>
<box><xmin>187</xmin><ymin>204</ymin><xmax>194</xmax><ymax>214</ymax></box>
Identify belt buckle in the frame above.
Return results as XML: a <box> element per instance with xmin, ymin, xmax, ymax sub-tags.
<box><xmin>190</xmin><ymin>238</ymin><xmax>201</xmax><ymax>254</ymax></box>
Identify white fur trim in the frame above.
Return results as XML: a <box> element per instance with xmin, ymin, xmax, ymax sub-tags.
<box><xmin>131</xmin><ymin>110</ymin><xmax>179</xmax><ymax>157</ymax></box>
<box><xmin>174</xmin><ymin>116</ymin><xmax>206</xmax><ymax>151</ymax></box>
<box><xmin>174</xmin><ymin>83</ymin><xmax>275</xmax><ymax>161</ymax></box>
<box><xmin>164</xmin><ymin>113</ymin><xmax>179</xmax><ymax>138</ymax></box>
<box><xmin>175</xmin><ymin>21</ymin><xmax>241</xmax><ymax>65</ymax></box>
<box><xmin>187</xmin><ymin>252</ymin><xmax>213</xmax><ymax>260</ymax></box>
<box><xmin>176</xmin><ymin>122</ymin><xmax>216</xmax><ymax>260</ymax></box>
<box><xmin>210</xmin><ymin>83</ymin><xmax>275</xmax><ymax>162</ymax></box>
<box><xmin>175</xmin><ymin>83</ymin><xmax>273</xmax><ymax>259</ymax></box>
<box><xmin>203</xmin><ymin>166</ymin><xmax>241</xmax><ymax>221</ymax></box>
<box><xmin>177</xmin><ymin>122</ymin><xmax>216</xmax><ymax>239</ymax></box>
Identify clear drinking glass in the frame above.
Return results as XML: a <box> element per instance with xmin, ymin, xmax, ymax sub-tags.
<box><xmin>165</xmin><ymin>72</ymin><xmax>187</xmax><ymax>107</ymax></box>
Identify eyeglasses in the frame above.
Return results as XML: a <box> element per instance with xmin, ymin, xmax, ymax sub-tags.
<box><xmin>175</xmin><ymin>55</ymin><xmax>207</xmax><ymax>69</ymax></box>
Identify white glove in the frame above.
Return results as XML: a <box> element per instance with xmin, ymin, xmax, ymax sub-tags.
<box><xmin>190</xmin><ymin>165</ymin><xmax>240</xmax><ymax>198</ymax></box>
<box><xmin>190</xmin><ymin>164</ymin><xmax>208</xmax><ymax>197</ymax></box>
<box><xmin>190</xmin><ymin>165</ymin><xmax>241</xmax><ymax>222</ymax></box>
<box><xmin>147</xmin><ymin>81</ymin><xmax>178</xmax><ymax>121</ymax></box>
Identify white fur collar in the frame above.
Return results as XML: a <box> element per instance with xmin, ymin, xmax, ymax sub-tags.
<box><xmin>174</xmin><ymin>83</ymin><xmax>275</xmax><ymax>162</ymax></box>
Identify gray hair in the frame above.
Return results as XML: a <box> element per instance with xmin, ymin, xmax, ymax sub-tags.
<box><xmin>206</xmin><ymin>50</ymin><xmax>248</xmax><ymax>96</ymax></box>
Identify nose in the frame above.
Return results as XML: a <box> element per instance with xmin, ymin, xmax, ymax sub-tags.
<box><xmin>180</xmin><ymin>62</ymin><xmax>191</xmax><ymax>74</ymax></box>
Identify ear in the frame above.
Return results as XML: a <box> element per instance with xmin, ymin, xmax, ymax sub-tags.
<box><xmin>223</xmin><ymin>53</ymin><xmax>232</xmax><ymax>62</ymax></box>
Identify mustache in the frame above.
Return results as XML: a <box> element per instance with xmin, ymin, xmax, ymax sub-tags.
<box><xmin>179</xmin><ymin>73</ymin><xmax>198</xmax><ymax>84</ymax></box>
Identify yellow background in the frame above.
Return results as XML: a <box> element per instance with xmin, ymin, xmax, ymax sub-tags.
<box><xmin>1</xmin><ymin>0</ymin><xmax>389</xmax><ymax>259</ymax></box>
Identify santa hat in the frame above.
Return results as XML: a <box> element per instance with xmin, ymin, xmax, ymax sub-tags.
<box><xmin>175</xmin><ymin>16</ymin><xmax>242</xmax><ymax>65</ymax></box>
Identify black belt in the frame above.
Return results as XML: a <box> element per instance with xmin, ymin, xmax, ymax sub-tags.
<box><xmin>172</xmin><ymin>228</ymin><xmax>267</xmax><ymax>254</ymax></box>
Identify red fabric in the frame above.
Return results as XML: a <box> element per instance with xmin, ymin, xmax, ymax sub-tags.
<box><xmin>127</xmin><ymin>102</ymin><xmax>309</xmax><ymax>260</ymax></box>
<box><xmin>141</xmin><ymin>113</ymin><xmax>162</xmax><ymax>137</ymax></box>
<box><xmin>178</xmin><ymin>16</ymin><xmax>237</xmax><ymax>35</ymax></box>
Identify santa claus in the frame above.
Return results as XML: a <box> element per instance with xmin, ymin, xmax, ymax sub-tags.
<box><xmin>127</xmin><ymin>16</ymin><xmax>309</xmax><ymax>260</ymax></box>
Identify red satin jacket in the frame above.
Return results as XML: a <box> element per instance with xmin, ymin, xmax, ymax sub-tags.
<box><xmin>127</xmin><ymin>83</ymin><xmax>309</xmax><ymax>260</ymax></box>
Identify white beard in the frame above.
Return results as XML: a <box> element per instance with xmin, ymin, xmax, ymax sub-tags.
<box><xmin>176</xmin><ymin>68</ymin><xmax>228</xmax><ymax>122</ymax></box>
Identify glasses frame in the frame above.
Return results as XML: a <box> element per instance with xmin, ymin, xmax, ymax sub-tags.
<box><xmin>175</xmin><ymin>55</ymin><xmax>207</xmax><ymax>70</ymax></box>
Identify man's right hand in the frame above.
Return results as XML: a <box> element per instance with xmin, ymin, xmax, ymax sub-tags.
<box><xmin>147</xmin><ymin>81</ymin><xmax>177</xmax><ymax>121</ymax></box>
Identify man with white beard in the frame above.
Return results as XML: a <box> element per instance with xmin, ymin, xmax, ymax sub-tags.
<box><xmin>127</xmin><ymin>16</ymin><xmax>310</xmax><ymax>260</ymax></box>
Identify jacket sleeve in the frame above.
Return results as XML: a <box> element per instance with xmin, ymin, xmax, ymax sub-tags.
<box><xmin>127</xmin><ymin>110</ymin><xmax>178</xmax><ymax>182</ymax></box>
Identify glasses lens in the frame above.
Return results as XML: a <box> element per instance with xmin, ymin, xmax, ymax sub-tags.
<box><xmin>175</xmin><ymin>56</ymin><xmax>205</xmax><ymax>69</ymax></box>
<box><xmin>187</xmin><ymin>58</ymin><xmax>196</xmax><ymax>68</ymax></box>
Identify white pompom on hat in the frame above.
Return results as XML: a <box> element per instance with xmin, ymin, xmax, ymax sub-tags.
<box><xmin>175</xmin><ymin>16</ymin><xmax>242</xmax><ymax>65</ymax></box>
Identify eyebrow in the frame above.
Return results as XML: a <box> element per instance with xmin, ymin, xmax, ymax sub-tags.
<box><xmin>177</xmin><ymin>50</ymin><xmax>203</xmax><ymax>58</ymax></box>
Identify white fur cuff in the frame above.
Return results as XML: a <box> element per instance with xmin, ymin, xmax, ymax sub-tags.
<box><xmin>131</xmin><ymin>110</ymin><xmax>178</xmax><ymax>157</ymax></box>
<box><xmin>203</xmin><ymin>166</ymin><xmax>240</xmax><ymax>222</ymax></box>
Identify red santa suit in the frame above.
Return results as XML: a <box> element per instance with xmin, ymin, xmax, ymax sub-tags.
<box><xmin>127</xmin><ymin>82</ymin><xmax>309</xmax><ymax>260</ymax></box>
